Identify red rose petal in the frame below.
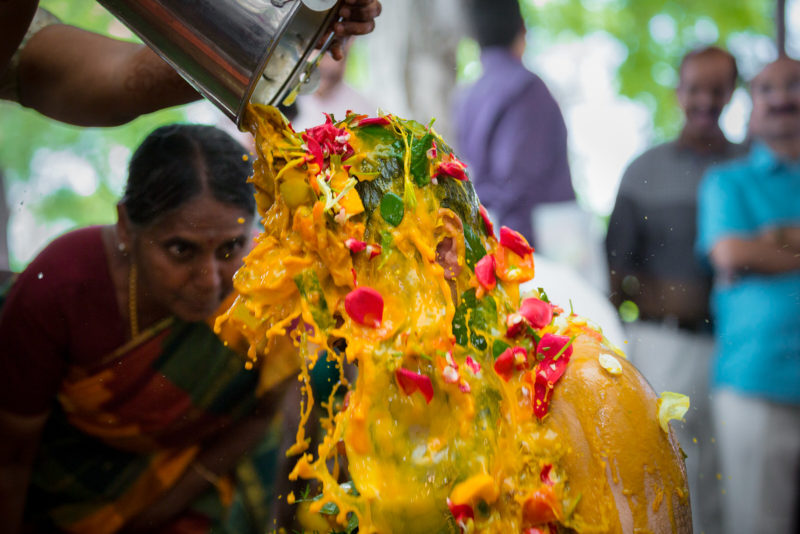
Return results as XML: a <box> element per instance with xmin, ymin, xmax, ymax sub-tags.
<box><xmin>530</xmin><ymin>333</ymin><xmax>574</xmax><ymax>419</ymax></box>
<box><xmin>479</xmin><ymin>205</ymin><xmax>495</xmax><ymax>238</ymax></box>
<box><xmin>475</xmin><ymin>254</ymin><xmax>497</xmax><ymax>290</ymax></box>
<box><xmin>494</xmin><ymin>348</ymin><xmax>516</xmax><ymax>381</ymax></box>
<box><xmin>540</xmin><ymin>464</ymin><xmax>554</xmax><ymax>486</ymax></box>
<box><xmin>344</xmin><ymin>286</ymin><xmax>384</xmax><ymax>328</ymax></box>
<box><xmin>345</xmin><ymin>238</ymin><xmax>367</xmax><ymax>252</ymax></box>
<box><xmin>506</xmin><ymin>312</ymin><xmax>526</xmax><ymax>338</ymax></box>
<box><xmin>447</xmin><ymin>498</ymin><xmax>475</xmax><ymax>523</ymax></box>
<box><xmin>436</xmin><ymin>161</ymin><xmax>469</xmax><ymax>181</ymax></box>
<box><xmin>395</xmin><ymin>368</ymin><xmax>434</xmax><ymax>403</ymax></box>
<box><xmin>499</xmin><ymin>226</ymin><xmax>534</xmax><ymax>257</ymax></box>
<box><xmin>537</xmin><ymin>333</ymin><xmax>574</xmax><ymax>364</ymax></box>
<box><xmin>356</xmin><ymin>116</ymin><xmax>391</xmax><ymax>127</ymax></box>
<box><xmin>302</xmin><ymin>116</ymin><xmax>353</xmax><ymax>169</ymax></box>
<box><xmin>367</xmin><ymin>243</ymin><xmax>382</xmax><ymax>259</ymax></box>
<box><xmin>519</xmin><ymin>298</ymin><xmax>553</xmax><ymax>329</ymax></box>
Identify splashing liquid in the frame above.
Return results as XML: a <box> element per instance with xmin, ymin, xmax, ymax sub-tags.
<box><xmin>215</xmin><ymin>105</ymin><xmax>691</xmax><ymax>534</ymax></box>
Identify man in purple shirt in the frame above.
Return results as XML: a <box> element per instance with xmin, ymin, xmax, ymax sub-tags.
<box><xmin>453</xmin><ymin>0</ymin><xmax>574</xmax><ymax>247</ymax></box>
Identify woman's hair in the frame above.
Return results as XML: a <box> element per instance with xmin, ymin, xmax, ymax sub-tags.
<box><xmin>121</xmin><ymin>124</ymin><xmax>254</xmax><ymax>226</ymax></box>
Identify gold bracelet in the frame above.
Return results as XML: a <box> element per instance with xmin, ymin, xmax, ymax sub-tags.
<box><xmin>192</xmin><ymin>461</ymin><xmax>221</xmax><ymax>486</ymax></box>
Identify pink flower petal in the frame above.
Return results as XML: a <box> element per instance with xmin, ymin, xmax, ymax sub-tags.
<box><xmin>465</xmin><ymin>355</ymin><xmax>481</xmax><ymax>374</ymax></box>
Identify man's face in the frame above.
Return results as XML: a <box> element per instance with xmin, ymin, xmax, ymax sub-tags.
<box><xmin>677</xmin><ymin>53</ymin><xmax>736</xmax><ymax>134</ymax></box>
<box><xmin>749</xmin><ymin>57</ymin><xmax>800</xmax><ymax>143</ymax></box>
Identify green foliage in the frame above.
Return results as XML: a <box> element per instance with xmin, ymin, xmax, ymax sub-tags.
<box><xmin>2</xmin><ymin>0</ymin><xmax>778</xmax><ymax>269</ymax></box>
<box><xmin>519</xmin><ymin>0</ymin><xmax>774</xmax><ymax>139</ymax></box>
<box><xmin>1</xmin><ymin>1</ymin><xmax>193</xmax><ymax>267</ymax></box>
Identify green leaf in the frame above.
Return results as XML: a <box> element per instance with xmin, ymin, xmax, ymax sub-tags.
<box><xmin>463</xmin><ymin>225</ymin><xmax>487</xmax><ymax>270</ymax></box>
<box><xmin>468</xmin><ymin>294</ymin><xmax>497</xmax><ymax>351</ymax></box>
<box><xmin>355</xmin><ymin>123</ymin><xmax>397</xmax><ymax>147</ymax></box>
<box><xmin>380</xmin><ymin>192</ymin><xmax>405</xmax><ymax>226</ymax></box>
<box><xmin>409</xmin><ymin>132</ymin><xmax>435</xmax><ymax>187</ymax></box>
<box><xmin>537</xmin><ymin>287</ymin><xmax>550</xmax><ymax>303</ymax></box>
<box><xmin>452</xmin><ymin>289</ymin><xmax>497</xmax><ymax>351</ymax></box>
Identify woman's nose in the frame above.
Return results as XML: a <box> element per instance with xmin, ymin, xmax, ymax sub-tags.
<box><xmin>194</xmin><ymin>256</ymin><xmax>222</xmax><ymax>291</ymax></box>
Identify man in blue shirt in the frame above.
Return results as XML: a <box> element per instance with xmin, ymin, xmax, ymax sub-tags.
<box><xmin>697</xmin><ymin>56</ymin><xmax>800</xmax><ymax>534</ymax></box>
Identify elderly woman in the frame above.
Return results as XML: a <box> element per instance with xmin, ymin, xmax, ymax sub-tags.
<box><xmin>0</xmin><ymin>124</ymin><xmax>293</xmax><ymax>533</ymax></box>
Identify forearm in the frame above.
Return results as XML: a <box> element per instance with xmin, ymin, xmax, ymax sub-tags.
<box><xmin>710</xmin><ymin>236</ymin><xmax>800</xmax><ymax>276</ymax></box>
<box><xmin>123</xmin><ymin>383</ymin><xmax>290</xmax><ymax>532</ymax></box>
<box><xmin>18</xmin><ymin>25</ymin><xmax>198</xmax><ymax>126</ymax></box>
<box><xmin>773</xmin><ymin>226</ymin><xmax>800</xmax><ymax>253</ymax></box>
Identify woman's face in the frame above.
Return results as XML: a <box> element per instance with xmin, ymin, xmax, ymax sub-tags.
<box><xmin>125</xmin><ymin>192</ymin><xmax>254</xmax><ymax>322</ymax></box>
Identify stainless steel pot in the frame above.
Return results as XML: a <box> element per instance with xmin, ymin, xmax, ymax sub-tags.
<box><xmin>97</xmin><ymin>0</ymin><xmax>340</xmax><ymax>127</ymax></box>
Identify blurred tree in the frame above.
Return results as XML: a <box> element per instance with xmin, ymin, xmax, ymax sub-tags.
<box><xmin>0</xmin><ymin>1</ymin><xmax>192</xmax><ymax>268</ymax></box>
<box><xmin>518</xmin><ymin>0</ymin><xmax>774</xmax><ymax>140</ymax></box>
<box><xmin>0</xmin><ymin>0</ymin><xmax>782</xmax><ymax>269</ymax></box>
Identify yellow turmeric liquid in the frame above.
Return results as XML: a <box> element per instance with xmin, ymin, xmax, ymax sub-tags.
<box><xmin>215</xmin><ymin>105</ymin><xmax>691</xmax><ymax>534</ymax></box>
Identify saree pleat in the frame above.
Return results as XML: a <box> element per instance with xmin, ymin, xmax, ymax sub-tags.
<box><xmin>24</xmin><ymin>317</ymin><xmax>282</xmax><ymax>534</ymax></box>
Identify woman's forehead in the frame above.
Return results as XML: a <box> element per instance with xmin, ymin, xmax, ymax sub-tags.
<box><xmin>141</xmin><ymin>193</ymin><xmax>252</xmax><ymax>237</ymax></box>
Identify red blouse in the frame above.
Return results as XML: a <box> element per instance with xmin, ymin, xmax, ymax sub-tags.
<box><xmin>0</xmin><ymin>226</ymin><xmax>126</xmax><ymax>414</ymax></box>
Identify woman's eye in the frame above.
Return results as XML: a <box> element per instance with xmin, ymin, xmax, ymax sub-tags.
<box><xmin>167</xmin><ymin>241</ymin><xmax>195</xmax><ymax>259</ymax></box>
<box><xmin>217</xmin><ymin>238</ymin><xmax>245</xmax><ymax>260</ymax></box>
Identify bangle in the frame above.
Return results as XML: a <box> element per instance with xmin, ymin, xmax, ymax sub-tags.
<box><xmin>192</xmin><ymin>461</ymin><xmax>221</xmax><ymax>486</ymax></box>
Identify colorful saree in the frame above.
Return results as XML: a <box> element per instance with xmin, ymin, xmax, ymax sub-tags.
<box><xmin>23</xmin><ymin>316</ymin><xmax>283</xmax><ymax>534</ymax></box>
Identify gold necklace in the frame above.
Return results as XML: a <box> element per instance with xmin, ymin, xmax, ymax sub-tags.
<box><xmin>128</xmin><ymin>262</ymin><xmax>139</xmax><ymax>338</ymax></box>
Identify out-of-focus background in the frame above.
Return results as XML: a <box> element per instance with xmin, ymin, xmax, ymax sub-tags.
<box><xmin>0</xmin><ymin>0</ymin><xmax>790</xmax><ymax>276</ymax></box>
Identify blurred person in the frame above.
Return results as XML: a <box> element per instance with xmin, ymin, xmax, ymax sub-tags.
<box><xmin>605</xmin><ymin>45</ymin><xmax>745</xmax><ymax>534</ymax></box>
<box><xmin>696</xmin><ymin>55</ymin><xmax>800</xmax><ymax>534</ymax></box>
<box><xmin>0</xmin><ymin>124</ymin><xmax>299</xmax><ymax>534</ymax></box>
<box><xmin>452</xmin><ymin>0</ymin><xmax>574</xmax><ymax>248</ymax></box>
<box><xmin>0</xmin><ymin>0</ymin><xmax>382</xmax><ymax>126</ymax></box>
<box><xmin>292</xmin><ymin>43</ymin><xmax>378</xmax><ymax>131</ymax></box>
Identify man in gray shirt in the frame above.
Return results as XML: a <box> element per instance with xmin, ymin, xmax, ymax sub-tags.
<box><xmin>605</xmin><ymin>46</ymin><xmax>746</xmax><ymax>534</ymax></box>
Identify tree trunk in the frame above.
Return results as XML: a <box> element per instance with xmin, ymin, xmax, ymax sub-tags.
<box><xmin>357</xmin><ymin>0</ymin><xmax>466</xmax><ymax>140</ymax></box>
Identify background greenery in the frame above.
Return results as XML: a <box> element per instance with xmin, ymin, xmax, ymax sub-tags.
<box><xmin>0</xmin><ymin>0</ymin><xmax>780</xmax><ymax>269</ymax></box>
